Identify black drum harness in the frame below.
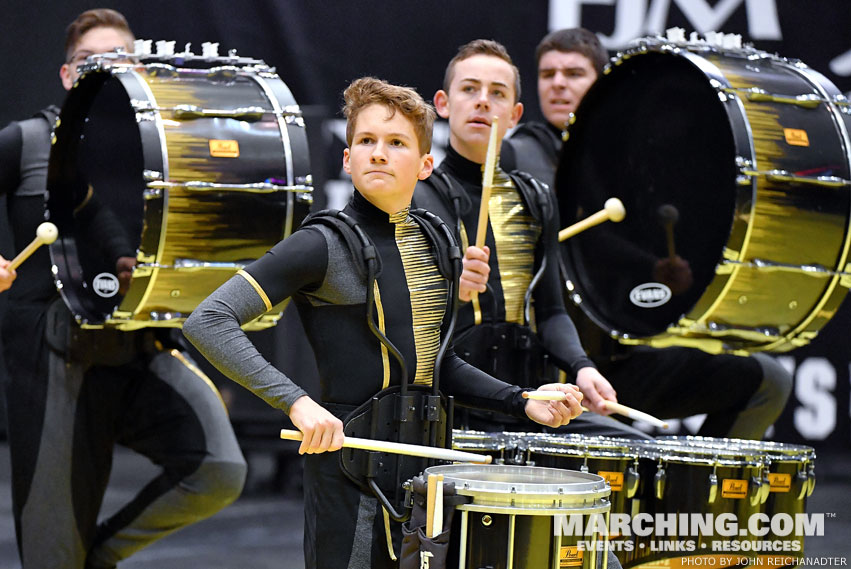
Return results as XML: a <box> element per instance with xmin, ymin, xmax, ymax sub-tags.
<box><xmin>299</xmin><ymin>207</ymin><xmax>462</xmax><ymax>521</ymax></box>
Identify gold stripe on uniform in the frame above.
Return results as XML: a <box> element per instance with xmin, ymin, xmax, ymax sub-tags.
<box><xmin>393</xmin><ymin>208</ymin><xmax>448</xmax><ymax>386</ymax></box>
<box><xmin>237</xmin><ymin>269</ymin><xmax>272</xmax><ymax>311</ymax></box>
<box><xmin>168</xmin><ymin>349</ymin><xmax>229</xmax><ymax>413</ymax></box>
<box><xmin>487</xmin><ymin>166</ymin><xmax>540</xmax><ymax>324</ymax></box>
<box><xmin>373</xmin><ymin>281</ymin><xmax>391</xmax><ymax>390</ymax></box>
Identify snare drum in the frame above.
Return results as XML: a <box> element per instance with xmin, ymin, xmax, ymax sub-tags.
<box><xmin>658</xmin><ymin>436</ymin><xmax>815</xmax><ymax>553</ymax></box>
<box><xmin>559</xmin><ymin>36</ymin><xmax>851</xmax><ymax>354</ymax></box>
<box><xmin>627</xmin><ymin>438</ymin><xmax>766</xmax><ymax>567</ymax></box>
<box><xmin>47</xmin><ymin>50</ymin><xmax>312</xmax><ymax>329</ymax></box>
<box><xmin>425</xmin><ymin>464</ymin><xmax>611</xmax><ymax>569</ymax></box>
<box><xmin>516</xmin><ymin>433</ymin><xmax>641</xmax><ymax>516</ymax></box>
<box><xmin>451</xmin><ymin>429</ymin><xmax>513</xmax><ymax>464</ymax></box>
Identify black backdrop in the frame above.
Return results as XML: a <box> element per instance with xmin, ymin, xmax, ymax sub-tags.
<box><xmin>1</xmin><ymin>0</ymin><xmax>850</xmax><ymax>451</ymax></box>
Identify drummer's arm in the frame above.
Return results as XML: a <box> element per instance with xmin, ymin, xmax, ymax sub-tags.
<box><xmin>182</xmin><ymin>229</ymin><xmax>344</xmax><ymax>453</ymax></box>
<box><xmin>0</xmin><ymin>123</ymin><xmax>22</xmax><ymax>292</ymax></box>
<box><xmin>535</xmin><ymin>199</ymin><xmax>618</xmax><ymax>413</ymax></box>
<box><xmin>439</xmin><ymin>349</ymin><xmax>583</xmax><ymax>427</ymax></box>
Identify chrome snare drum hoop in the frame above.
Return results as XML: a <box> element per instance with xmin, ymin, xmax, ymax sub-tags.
<box><xmin>559</xmin><ymin>37</ymin><xmax>851</xmax><ymax>354</ymax></box>
<box><xmin>451</xmin><ymin>429</ymin><xmax>512</xmax><ymax>464</ymax></box>
<box><xmin>425</xmin><ymin>464</ymin><xmax>611</xmax><ymax>569</ymax></box>
<box><xmin>48</xmin><ymin>51</ymin><xmax>312</xmax><ymax>329</ymax></box>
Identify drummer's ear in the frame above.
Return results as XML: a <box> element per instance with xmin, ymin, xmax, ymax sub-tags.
<box><xmin>60</xmin><ymin>64</ymin><xmax>74</xmax><ymax>91</ymax></box>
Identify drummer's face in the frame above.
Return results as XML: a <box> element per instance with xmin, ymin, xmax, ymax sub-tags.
<box><xmin>60</xmin><ymin>27</ymin><xmax>134</xmax><ymax>90</ymax></box>
<box><xmin>538</xmin><ymin>50</ymin><xmax>598</xmax><ymax>130</ymax></box>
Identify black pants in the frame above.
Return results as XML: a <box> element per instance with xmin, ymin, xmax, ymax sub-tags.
<box><xmin>2</xmin><ymin>301</ymin><xmax>246</xmax><ymax>568</ymax></box>
<box><xmin>598</xmin><ymin>346</ymin><xmax>762</xmax><ymax>437</ymax></box>
<box><xmin>303</xmin><ymin>452</ymin><xmax>400</xmax><ymax>569</ymax></box>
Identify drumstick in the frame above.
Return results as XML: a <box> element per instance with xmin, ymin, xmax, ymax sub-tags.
<box><xmin>470</xmin><ymin>116</ymin><xmax>500</xmax><ymax>309</ymax></box>
<box><xmin>426</xmin><ymin>474</ymin><xmax>438</xmax><ymax>538</ymax></box>
<box><xmin>474</xmin><ymin>116</ymin><xmax>500</xmax><ymax>249</ymax></box>
<box><xmin>9</xmin><ymin>222</ymin><xmax>58</xmax><ymax>270</ymax></box>
<box><xmin>432</xmin><ymin>473</ymin><xmax>444</xmax><ymax>538</ymax></box>
<box><xmin>558</xmin><ymin>197</ymin><xmax>625</xmax><ymax>242</ymax></box>
<box><xmin>600</xmin><ymin>400</ymin><xmax>669</xmax><ymax>429</ymax></box>
<box><xmin>522</xmin><ymin>390</ymin><xmax>568</xmax><ymax>401</ymax></box>
<box><xmin>279</xmin><ymin>429</ymin><xmax>492</xmax><ymax>463</ymax></box>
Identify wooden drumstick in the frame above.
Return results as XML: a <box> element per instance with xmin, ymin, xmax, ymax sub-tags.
<box><xmin>426</xmin><ymin>474</ymin><xmax>437</xmax><ymax>537</ymax></box>
<box><xmin>432</xmin><ymin>473</ymin><xmax>444</xmax><ymax>538</ymax></box>
<box><xmin>600</xmin><ymin>400</ymin><xmax>669</xmax><ymax>429</ymax></box>
<box><xmin>558</xmin><ymin>197</ymin><xmax>625</xmax><ymax>242</ymax></box>
<box><xmin>474</xmin><ymin>116</ymin><xmax>500</xmax><ymax>249</ymax></box>
<box><xmin>9</xmin><ymin>222</ymin><xmax>59</xmax><ymax>270</ymax></box>
<box><xmin>279</xmin><ymin>429</ymin><xmax>493</xmax><ymax>464</ymax></box>
<box><xmin>522</xmin><ymin>390</ymin><xmax>568</xmax><ymax>401</ymax></box>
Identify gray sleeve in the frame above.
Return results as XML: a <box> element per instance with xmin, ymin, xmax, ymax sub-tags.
<box><xmin>183</xmin><ymin>274</ymin><xmax>308</xmax><ymax>412</ymax></box>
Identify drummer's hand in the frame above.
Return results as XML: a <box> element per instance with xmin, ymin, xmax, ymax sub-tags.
<box><xmin>289</xmin><ymin>395</ymin><xmax>345</xmax><ymax>455</ymax></box>
<box><xmin>115</xmin><ymin>256</ymin><xmax>136</xmax><ymax>295</ymax></box>
<box><xmin>576</xmin><ymin>367</ymin><xmax>617</xmax><ymax>415</ymax></box>
<box><xmin>523</xmin><ymin>383</ymin><xmax>584</xmax><ymax>427</ymax></box>
<box><xmin>0</xmin><ymin>256</ymin><xmax>16</xmax><ymax>293</ymax></box>
<box><xmin>459</xmin><ymin>245</ymin><xmax>490</xmax><ymax>302</ymax></box>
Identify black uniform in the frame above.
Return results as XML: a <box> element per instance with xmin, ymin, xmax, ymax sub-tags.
<box><xmin>0</xmin><ymin>109</ymin><xmax>246</xmax><ymax>569</ymax></box>
<box><xmin>183</xmin><ymin>190</ymin><xmax>535</xmax><ymax>569</ymax></box>
<box><xmin>414</xmin><ymin>146</ymin><xmax>648</xmax><ymax>438</ymax></box>
<box><xmin>503</xmin><ymin>121</ymin><xmax>792</xmax><ymax>439</ymax></box>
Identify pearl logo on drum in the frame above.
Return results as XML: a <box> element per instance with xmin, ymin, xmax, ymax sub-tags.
<box><xmin>629</xmin><ymin>283</ymin><xmax>672</xmax><ymax>308</ymax></box>
<box><xmin>92</xmin><ymin>273</ymin><xmax>120</xmax><ymax>298</ymax></box>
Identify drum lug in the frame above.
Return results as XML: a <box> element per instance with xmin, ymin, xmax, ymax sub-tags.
<box><xmin>749</xmin><ymin>476</ymin><xmax>762</xmax><ymax>507</ymax></box>
<box><xmin>625</xmin><ymin>463</ymin><xmax>640</xmax><ymax>499</ymax></box>
<box><xmin>707</xmin><ymin>472</ymin><xmax>718</xmax><ymax>505</ymax></box>
<box><xmin>759</xmin><ymin>469</ymin><xmax>771</xmax><ymax>504</ymax></box>
<box><xmin>794</xmin><ymin>469</ymin><xmax>808</xmax><ymax>500</ymax></box>
<box><xmin>654</xmin><ymin>466</ymin><xmax>666</xmax><ymax>500</ymax></box>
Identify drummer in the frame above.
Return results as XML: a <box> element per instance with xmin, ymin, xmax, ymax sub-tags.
<box><xmin>183</xmin><ymin>76</ymin><xmax>583</xmax><ymax>569</ymax></box>
<box><xmin>501</xmin><ymin>27</ymin><xmax>793</xmax><ymax>440</ymax></box>
<box><xmin>413</xmin><ymin>39</ymin><xmax>648</xmax><ymax>440</ymax></box>
<box><xmin>0</xmin><ymin>9</ymin><xmax>247</xmax><ymax>568</ymax></box>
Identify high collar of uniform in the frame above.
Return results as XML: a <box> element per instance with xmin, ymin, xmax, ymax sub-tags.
<box><xmin>348</xmin><ymin>189</ymin><xmax>410</xmax><ymax>225</ymax></box>
<box><xmin>440</xmin><ymin>144</ymin><xmax>506</xmax><ymax>190</ymax></box>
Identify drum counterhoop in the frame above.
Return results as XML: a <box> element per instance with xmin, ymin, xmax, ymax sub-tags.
<box><xmin>425</xmin><ymin>463</ymin><xmax>611</xmax><ymax>569</ymax></box>
<box><xmin>558</xmin><ymin>36</ymin><xmax>851</xmax><ymax>354</ymax></box>
<box><xmin>47</xmin><ymin>48</ymin><xmax>312</xmax><ymax>329</ymax></box>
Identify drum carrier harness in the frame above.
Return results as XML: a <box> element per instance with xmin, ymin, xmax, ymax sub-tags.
<box><xmin>424</xmin><ymin>168</ymin><xmax>563</xmax><ymax>392</ymax></box>
<box><xmin>299</xmin><ymin>207</ymin><xmax>462</xmax><ymax>521</ymax></box>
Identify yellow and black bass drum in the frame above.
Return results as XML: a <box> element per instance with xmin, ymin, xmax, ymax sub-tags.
<box><xmin>47</xmin><ymin>47</ymin><xmax>312</xmax><ymax>329</ymax></box>
<box><xmin>558</xmin><ymin>35</ymin><xmax>851</xmax><ymax>354</ymax></box>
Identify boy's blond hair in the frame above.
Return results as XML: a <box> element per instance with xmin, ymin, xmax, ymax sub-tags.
<box><xmin>343</xmin><ymin>77</ymin><xmax>435</xmax><ymax>155</ymax></box>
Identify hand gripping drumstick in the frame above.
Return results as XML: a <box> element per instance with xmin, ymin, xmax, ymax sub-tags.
<box><xmin>279</xmin><ymin>429</ymin><xmax>492</xmax><ymax>464</ymax></box>
<box><xmin>9</xmin><ymin>222</ymin><xmax>59</xmax><ymax>270</ymax></box>
<box><xmin>470</xmin><ymin>116</ymin><xmax>500</xmax><ymax>308</ymax></box>
<box><xmin>558</xmin><ymin>197</ymin><xmax>625</xmax><ymax>242</ymax></box>
<box><xmin>522</xmin><ymin>391</ymin><xmax>669</xmax><ymax>429</ymax></box>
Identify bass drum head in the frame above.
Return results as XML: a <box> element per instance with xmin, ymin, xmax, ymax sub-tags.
<box><xmin>557</xmin><ymin>52</ymin><xmax>738</xmax><ymax>338</ymax></box>
<box><xmin>48</xmin><ymin>72</ymin><xmax>146</xmax><ymax>321</ymax></box>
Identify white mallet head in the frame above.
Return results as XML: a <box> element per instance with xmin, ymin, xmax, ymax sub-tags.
<box><xmin>604</xmin><ymin>198</ymin><xmax>626</xmax><ymax>222</ymax></box>
<box><xmin>37</xmin><ymin>222</ymin><xmax>59</xmax><ymax>245</ymax></box>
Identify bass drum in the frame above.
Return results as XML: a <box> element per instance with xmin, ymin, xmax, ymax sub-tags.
<box><xmin>558</xmin><ymin>37</ymin><xmax>851</xmax><ymax>354</ymax></box>
<box><xmin>47</xmin><ymin>50</ymin><xmax>312</xmax><ymax>329</ymax></box>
